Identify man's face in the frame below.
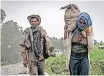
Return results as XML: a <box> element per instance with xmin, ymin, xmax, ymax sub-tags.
<box><xmin>30</xmin><ymin>18</ymin><xmax>39</xmax><ymax>26</ymax></box>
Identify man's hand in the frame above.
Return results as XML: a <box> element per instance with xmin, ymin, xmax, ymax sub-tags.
<box><xmin>21</xmin><ymin>52</ymin><xmax>28</xmax><ymax>67</ymax></box>
<box><xmin>23</xmin><ymin>60</ymin><xmax>28</xmax><ymax>67</ymax></box>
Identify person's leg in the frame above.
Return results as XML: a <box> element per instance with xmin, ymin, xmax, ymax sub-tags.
<box><xmin>37</xmin><ymin>60</ymin><xmax>45</xmax><ymax>75</ymax></box>
<box><xmin>80</xmin><ymin>55</ymin><xmax>89</xmax><ymax>75</ymax></box>
<box><xmin>28</xmin><ymin>61</ymin><xmax>38</xmax><ymax>75</ymax></box>
<box><xmin>69</xmin><ymin>55</ymin><xmax>80</xmax><ymax>75</ymax></box>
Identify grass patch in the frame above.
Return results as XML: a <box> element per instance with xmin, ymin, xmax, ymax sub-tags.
<box><xmin>45</xmin><ymin>48</ymin><xmax>104</xmax><ymax>75</ymax></box>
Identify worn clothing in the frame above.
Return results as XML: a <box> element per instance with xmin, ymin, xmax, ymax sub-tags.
<box><xmin>69</xmin><ymin>45</ymin><xmax>89</xmax><ymax>75</ymax></box>
<box><xmin>69</xmin><ymin>28</ymin><xmax>89</xmax><ymax>75</ymax></box>
<box><xmin>20</xmin><ymin>26</ymin><xmax>46</xmax><ymax>75</ymax></box>
<box><xmin>32</xmin><ymin>26</ymin><xmax>43</xmax><ymax>60</ymax></box>
<box><xmin>71</xmin><ymin>43</ymin><xmax>88</xmax><ymax>54</ymax></box>
<box><xmin>20</xmin><ymin>26</ymin><xmax>46</xmax><ymax>61</ymax></box>
<box><xmin>72</xmin><ymin>29</ymin><xmax>88</xmax><ymax>46</ymax></box>
<box><xmin>28</xmin><ymin>60</ymin><xmax>45</xmax><ymax>75</ymax></box>
<box><xmin>20</xmin><ymin>25</ymin><xmax>54</xmax><ymax>75</ymax></box>
<box><xmin>69</xmin><ymin>53</ymin><xmax>89</xmax><ymax>75</ymax></box>
<box><xmin>71</xmin><ymin>29</ymin><xmax>88</xmax><ymax>54</ymax></box>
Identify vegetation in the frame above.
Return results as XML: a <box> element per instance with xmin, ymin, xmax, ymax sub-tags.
<box><xmin>1</xmin><ymin>20</ymin><xmax>23</xmax><ymax>65</ymax></box>
<box><xmin>45</xmin><ymin>47</ymin><xmax>104</xmax><ymax>75</ymax></box>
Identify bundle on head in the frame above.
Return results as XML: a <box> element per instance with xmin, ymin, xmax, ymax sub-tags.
<box><xmin>60</xmin><ymin>4</ymin><xmax>81</xmax><ymax>39</ymax></box>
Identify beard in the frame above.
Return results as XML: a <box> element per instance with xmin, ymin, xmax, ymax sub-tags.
<box><xmin>31</xmin><ymin>24</ymin><xmax>38</xmax><ymax>27</ymax></box>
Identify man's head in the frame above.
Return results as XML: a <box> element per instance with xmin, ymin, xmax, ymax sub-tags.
<box><xmin>27</xmin><ymin>15</ymin><xmax>41</xmax><ymax>27</ymax></box>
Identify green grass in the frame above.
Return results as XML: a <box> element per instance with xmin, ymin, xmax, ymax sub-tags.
<box><xmin>90</xmin><ymin>47</ymin><xmax>104</xmax><ymax>75</ymax></box>
<box><xmin>45</xmin><ymin>54</ymin><xmax>66</xmax><ymax>75</ymax></box>
<box><xmin>90</xmin><ymin>48</ymin><xmax>104</xmax><ymax>61</ymax></box>
<box><xmin>45</xmin><ymin>47</ymin><xmax>104</xmax><ymax>75</ymax></box>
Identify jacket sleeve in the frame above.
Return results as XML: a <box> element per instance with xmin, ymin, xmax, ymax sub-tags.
<box><xmin>19</xmin><ymin>28</ymin><xmax>29</xmax><ymax>57</ymax></box>
<box><xmin>20</xmin><ymin>28</ymin><xmax>29</xmax><ymax>46</ymax></box>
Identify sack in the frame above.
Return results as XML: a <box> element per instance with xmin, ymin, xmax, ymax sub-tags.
<box><xmin>60</xmin><ymin>4</ymin><xmax>80</xmax><ymax>39</ymax></box>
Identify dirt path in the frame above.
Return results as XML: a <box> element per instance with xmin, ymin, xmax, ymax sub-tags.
<box><xmin>1</xmin><ymin>62</ymin><xmax>48</xmax><ymax>76</ymax></box>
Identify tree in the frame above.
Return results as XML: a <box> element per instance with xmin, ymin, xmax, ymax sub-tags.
<box><xmin>0</xmin><ymin>9</ymin><xmax>6</xmax><ymax>23</ymax></box>
<box><xmin>1</xmin><ymin>20</ymin><xmax>23</xmax><ymax>65</ymax></box>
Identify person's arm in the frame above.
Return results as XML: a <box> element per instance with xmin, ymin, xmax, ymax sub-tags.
<box><xmin>19</xmin><ymin>29</ymin><xmax>29</xmax><ymax>67</ymax></box>
<box><xmin>87</xmin><ymin>32</ymin><xmax>94</xmax><ymax>51</ymax></box>
<box><xmin>85</xmin><ymin>26</ymin><xmax>94</xmax><ymax>51</ymax></box>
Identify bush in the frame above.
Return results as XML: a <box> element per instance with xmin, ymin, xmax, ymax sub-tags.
<box><xmin>45</xmin><ymin>54</ymin><xmax>66</xmax><ymax>75</ymax></box>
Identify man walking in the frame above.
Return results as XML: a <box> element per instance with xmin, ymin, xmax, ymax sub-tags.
<box><xmin>20</xmin><ymin>14</ymin><xmax>47</xmax><ymax>75</ymax></box>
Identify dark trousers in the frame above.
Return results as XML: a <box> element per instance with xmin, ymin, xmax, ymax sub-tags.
<box><xmin>69</xmin><ymin>53</ymin><xmax>89</xmax><ymax>75</ymax></box>
<box><xmin>28</xmin><ymin>59</ymin><xmax>45</xmax><ymax>75</ymax></box>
